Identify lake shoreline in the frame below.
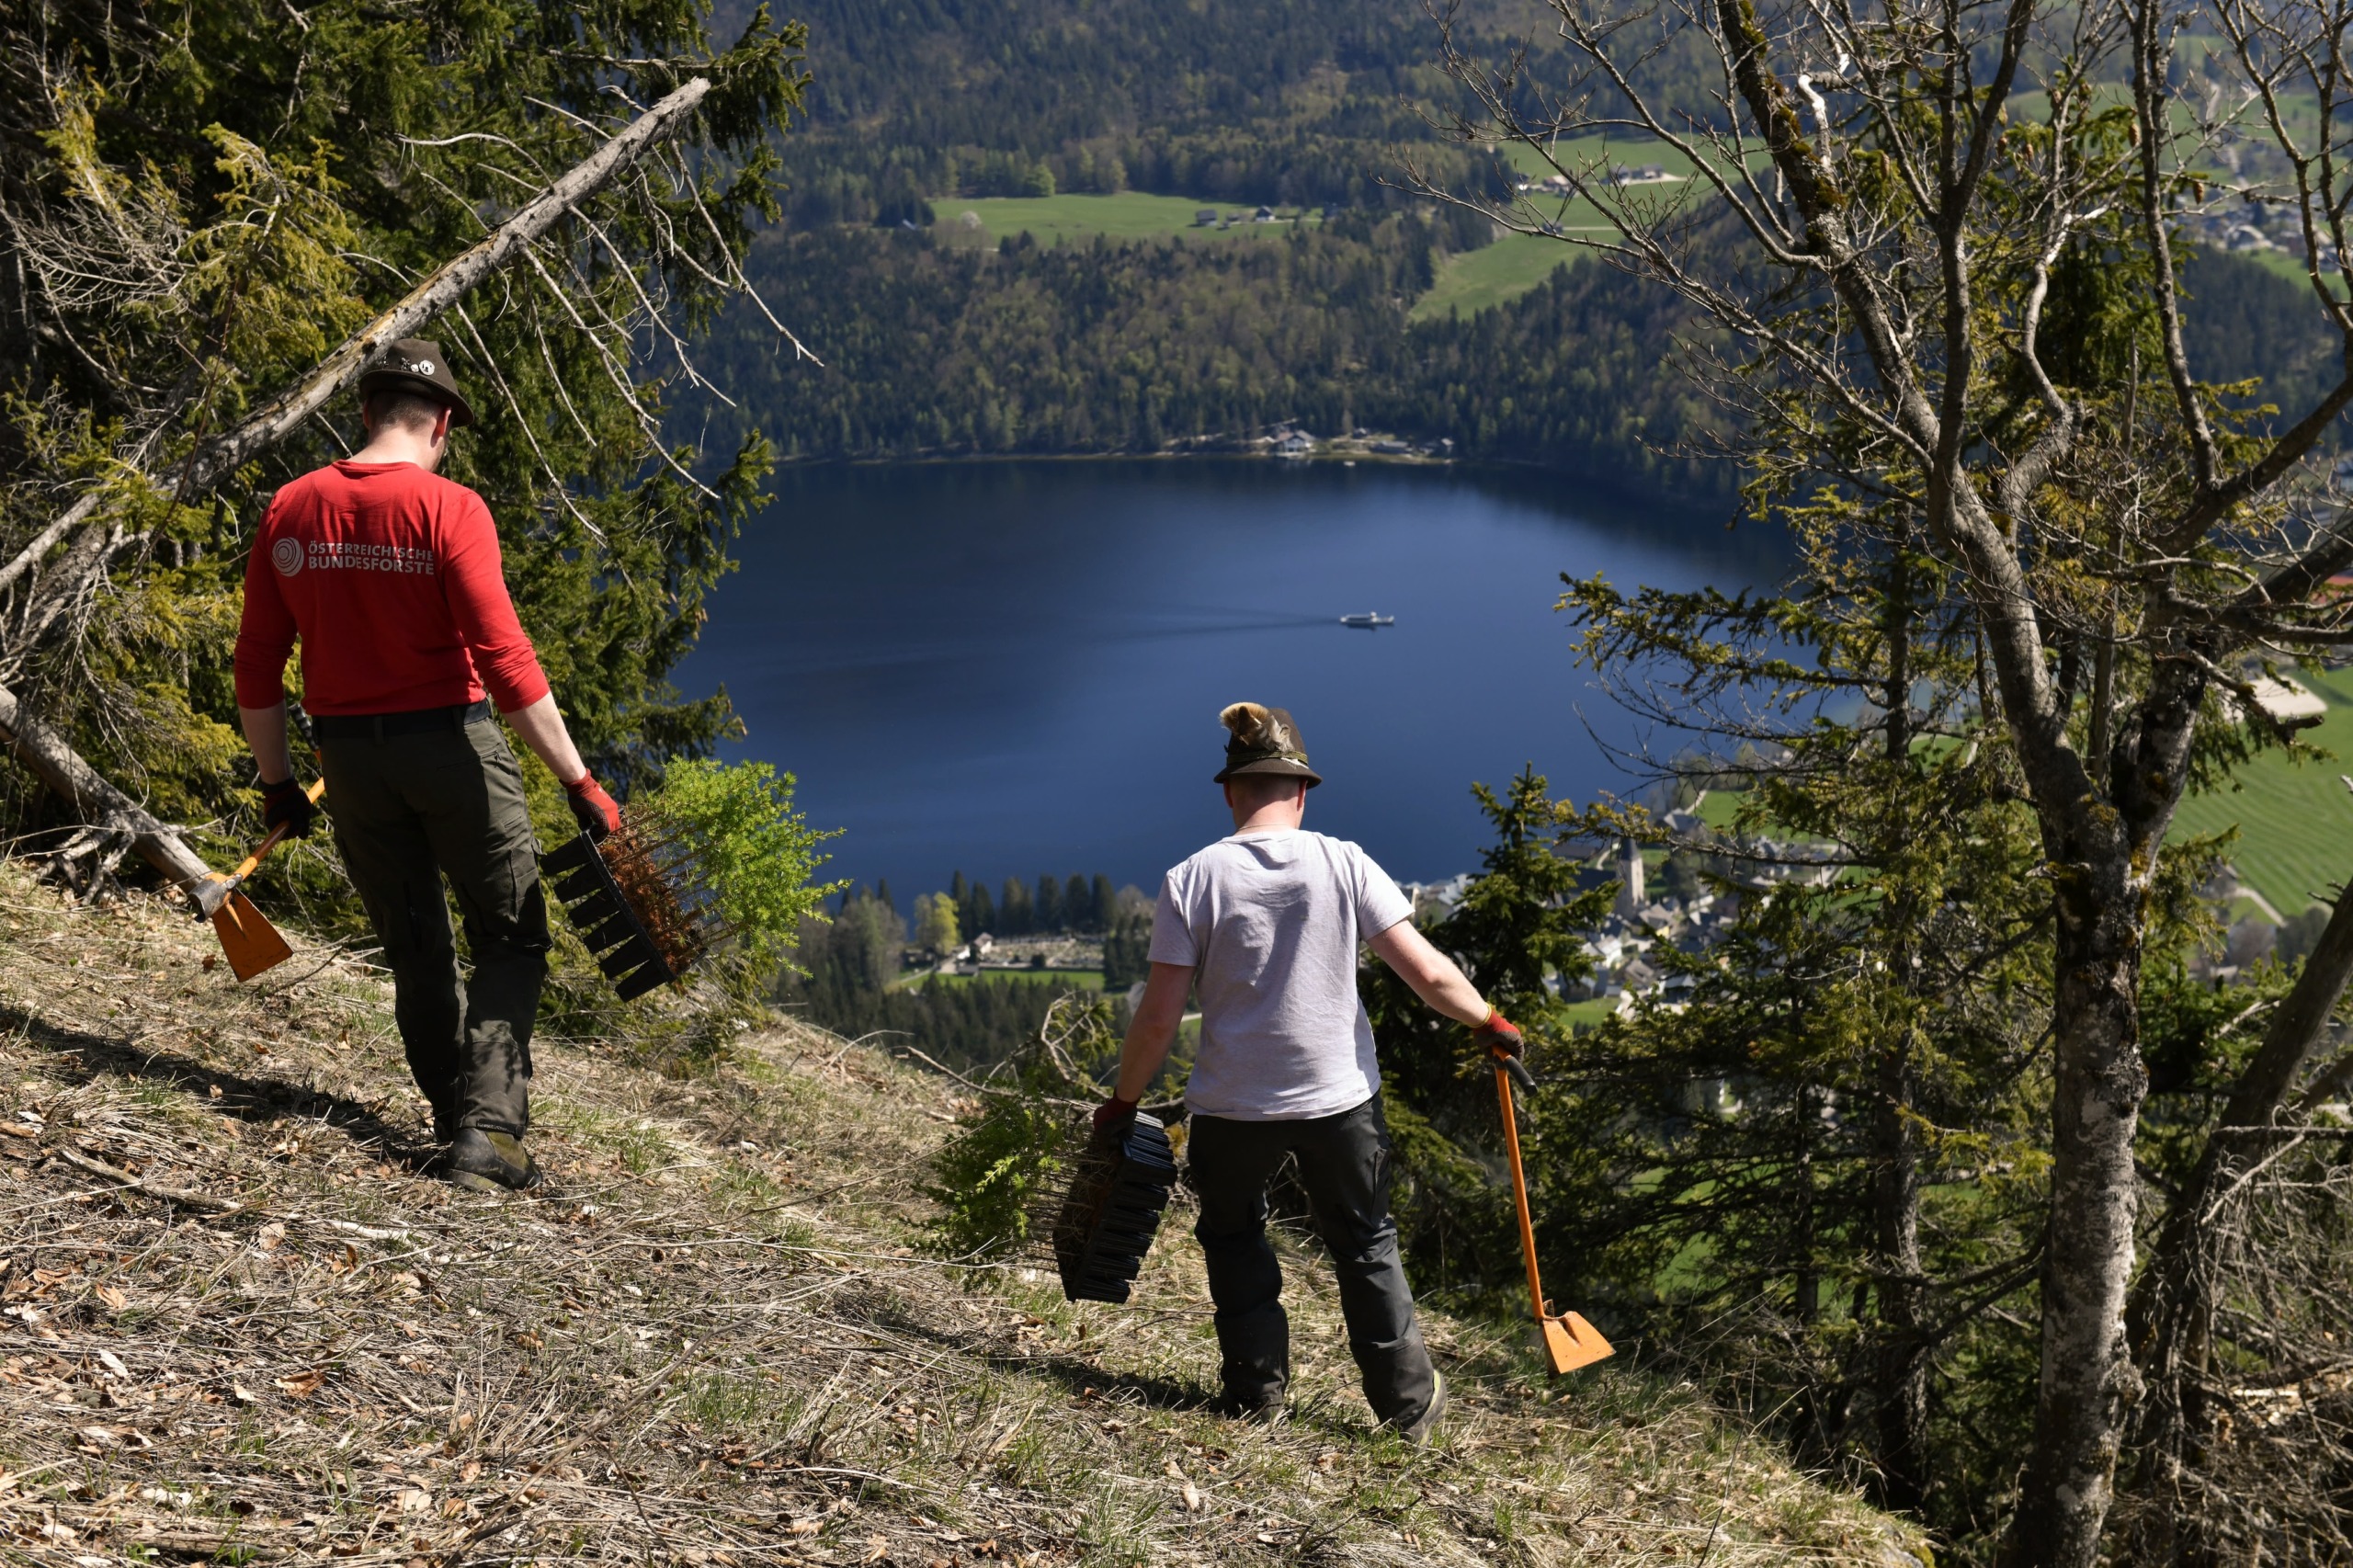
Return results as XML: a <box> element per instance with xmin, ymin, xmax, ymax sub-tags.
<box><xmin>759</xmin><ymin>448</ymin><xmax>1748</xmax><ymax>540</ymax></box>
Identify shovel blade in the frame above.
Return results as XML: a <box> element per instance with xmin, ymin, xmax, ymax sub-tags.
<box><xmin>1540</xmin><ymin>1311</ymin><xmax>1615</xmax><ymax>1375</ymax></box>
<box><xmin>211</xmin><ymin>890</ymin><xmax>293</xmax><ymax>982</ymax></box>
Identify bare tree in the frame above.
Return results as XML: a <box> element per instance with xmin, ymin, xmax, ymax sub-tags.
<box><xmin>1411</xmin><ymin>0</ymin><xmax>2353</xmax><ymax>1560</ymax></box>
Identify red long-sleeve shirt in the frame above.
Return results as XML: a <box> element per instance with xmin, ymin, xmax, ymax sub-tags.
<box><xmin>233</xmin><ymin>460</ymin><xmax>551</xmax><ymax>716</ymax></box>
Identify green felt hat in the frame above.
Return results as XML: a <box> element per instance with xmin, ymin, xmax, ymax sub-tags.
<box><xmin>1215</xmin><ymin>702</ymin><xmax>1322</xmax><ymax>787</ymax></box>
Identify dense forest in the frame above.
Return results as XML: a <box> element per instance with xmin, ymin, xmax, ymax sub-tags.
<box><xmin>705</xmin><ymin>213</ymin><xmax>1737</xmax><ymax>505</ymax></box>
<box><xmin>705</xmin><ymin>214</ymin><xmax>2326</xmax><ymax>504</ymax></box>
<box><xmin>693</xmin><ymin>0</ymin><xmax>2349</xmax><ymax>497</ymax></box>
<box><xmin>746</xmin><ymin>0</ymin><xmax>1493</xmax><ymax>221</ymax></box>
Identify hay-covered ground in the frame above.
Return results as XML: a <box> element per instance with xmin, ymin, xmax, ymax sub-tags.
<box><xmin>0</xmin><ymin>866</ymin><xmax>1926</xmax><ymax>1566</ymax></box>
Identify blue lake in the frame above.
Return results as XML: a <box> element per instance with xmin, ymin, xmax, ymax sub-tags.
<box><xmin>681</xmin><ymin>460</ymin><xmax>1777</xmax><ymax>903</ymax></box>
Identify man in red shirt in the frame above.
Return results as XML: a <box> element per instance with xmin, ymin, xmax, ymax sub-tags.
<box><xmin>233</xmin><ymin>339</ymin><xmax>620</xmax><ymax>1192</ymax></box>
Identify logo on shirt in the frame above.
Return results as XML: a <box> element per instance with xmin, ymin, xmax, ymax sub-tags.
<box><xmin>303</xmin><ymin>541</ymin><xmax>438</xmax><ymax>575</ymax></box>
<box><xmin>270</xmin><ymin>538</ymin><xmax>304</xmax><ymax>576</ymax></box>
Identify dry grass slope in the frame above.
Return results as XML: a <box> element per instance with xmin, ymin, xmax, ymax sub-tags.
<box><xmin>0</xmin><ymin>864</ymin><xmax>1926</xmax><ymax>1566</ymax></box>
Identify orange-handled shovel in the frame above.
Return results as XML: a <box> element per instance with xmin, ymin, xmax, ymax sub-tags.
<box><xmin>201</xmin><ymin>778</ymin><xmax>326</xmax><ymax>982</ymax></box>
<box><xmin>1492</xmin><ymin>1046</ymin><xmax>1615</xmax><ymax>1374</ymax></box>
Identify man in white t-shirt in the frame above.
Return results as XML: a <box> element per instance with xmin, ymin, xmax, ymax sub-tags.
<box><xmin>1094</xmin><ymin>702</ymin><xmax>1525</xmax><ymax>1444</ymax></box>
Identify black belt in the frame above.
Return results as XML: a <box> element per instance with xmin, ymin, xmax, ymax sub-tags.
<box><xmin>311</xmin><ymin>700</ymin><xmax>490</xmax><ymax>741</ymax></box>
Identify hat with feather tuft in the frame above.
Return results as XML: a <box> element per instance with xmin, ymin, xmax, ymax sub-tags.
<box><xmin>1214</xmin><ymin>701</ymin><xmax>1321</xmax><ymax>787</ymax></box>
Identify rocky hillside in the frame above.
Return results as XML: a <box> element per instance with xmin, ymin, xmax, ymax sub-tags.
<box><xmin>0</xmin><ymin>866</ymin><xmax>1925</xmax><ymax>1566</ymax></box>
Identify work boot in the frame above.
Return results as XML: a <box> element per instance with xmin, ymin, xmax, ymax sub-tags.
<box><xmin>444</xmin><ymin>1128</ymin><xmax>541</xmax><ymax>1193</ymax></box>
<box><xmin>1396</xmin><ymin>1370</ymin><xmax>1447</xmax><ymax>1448</ymax></box>
<box><xmin>1216</xmin><ymin>1392</ymin><xmax>1286</xmax><ymax>1428</ymax></box>
<box><xmin>429</xmin><ymin>1104</ymin><xmax>458</xmax><ymax>1145</ymax></box>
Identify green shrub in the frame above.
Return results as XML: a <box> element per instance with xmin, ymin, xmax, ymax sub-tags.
<box><xmin>925</xmin><ymin>1091</ymin><xmax>1080</xmax><ymax>1263</ymax></box>
<box><xmin>922</xmin><ymin>995</ymin><xmax>1120</xmax><ymax>1263</ymax></box>
<box><xmin>640</xmin><ymin>757</ymin><xmax>843</xmax><ymax>979</ymax></box>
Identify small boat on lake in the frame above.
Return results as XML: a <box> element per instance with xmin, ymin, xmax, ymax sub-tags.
<box><xmin>1339</xmin><ymin>612</ymin><xmax>1396</xmax><ymax>629</ymax></box>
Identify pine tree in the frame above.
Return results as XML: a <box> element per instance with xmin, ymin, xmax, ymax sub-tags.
<box><xmin>1363</xmin><ymin>770</ymin><xmax>1611</xmax><ymax>1295</ymax></box>
<box><xmin>1000</xmin><ymin>878</ymin><xmax>1031</xmax><ymax>935</ymax></box>
<box><xmin>1102</xmin><ymin>907</ymin><xmax>1154</xmax><ymax>989</ymax></box>
<box><xmin>1065</xmin><ymin>875</ymin><xmax>1091</xmax><ymax>930</ymax></box>
<box><xmin>1090</xmin><ymin>874</ymin><xmax>1116</xmax><ymax>934</ymax></box>
<box><xmin>0</xmin><ymin>0</ymin><xmax>807</xmax><ymax>857</ymax></box>
<box><xmin>1035</xmin><ymin>874</ymin><xmax>1061</xmax><ymax>933</ymax></box>
<box><xmin>1538</xmin><ymin>498</ymin><xmax>2091</xmax><ymax>1534</ymax></box>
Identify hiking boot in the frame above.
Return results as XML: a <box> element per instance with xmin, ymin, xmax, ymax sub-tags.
<box><xmin>1216</xmin><ymin>1393</ymin><xmax>1286</xmax><ymax>1428</ymax></box>
<box><xmin>1397</xmin><ymin>1370</ymin><xmax>1447</xmax><ymax>1448</ymax></box>
<box><xmin>444</xmin><ymin>1128</ymin><xmax>541</xmax><ymax>1193</ymax></box>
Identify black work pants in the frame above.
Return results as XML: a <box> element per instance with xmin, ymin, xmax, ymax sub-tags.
<box><xmin>319</xmin><ymin>720</ymin><xmax>550</xmax><ymax>1137</ymax></box>
<box><xmin>1188</xmin><ymin>1093</ymin><xmax>1436</xmax><ymax>1426</ymax></box>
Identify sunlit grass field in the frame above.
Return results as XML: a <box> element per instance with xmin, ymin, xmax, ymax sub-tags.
<box><xmin>903</xmin><ymin>967</ymin><xmax>1108</xmax><ymax>992</ymax></box>
<box><xmin>938</xmin><ymin>192</ymin><xmax>1317</xmax><ymax>246</ymax></box>
<box><xmin>933</xmin><ymin>189</ymin><xmax>1597</xmax><ymax>321</ymax></box>
<box><xmin>1411</xmin><ymin>231</ymin><xmax>1586</xmax><ymax>320</ymax></box>
<box><xmin>2171</xmin><ymin>665</ymin><xmax>2353</xmax><ymax>916</ymax></box>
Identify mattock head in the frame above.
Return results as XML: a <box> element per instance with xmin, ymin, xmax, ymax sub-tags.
<box><xmin>1540</xmin><ymin>1310</ymin><xmax>1615</xmax><ymax>1375</ymax></box>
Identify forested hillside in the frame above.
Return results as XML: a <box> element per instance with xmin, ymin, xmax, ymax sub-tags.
<box><xmin>701</xmin><ymin>0</ymin><xmax>2340</xmax><ymax>497</ymax></box>
<box><xmin>706</xmin><ymin>212</ymin><xmax>1730</xmax><ymax>503</ymax></box>
<box><xmin>748</xmin><ymin>0</ymin><xmax>1501</xmax><ymax>220</ymax></box>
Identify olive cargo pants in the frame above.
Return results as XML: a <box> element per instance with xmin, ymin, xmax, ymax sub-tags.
<box><xmin>1188</xmin><ymin>1093</ymin><xmax>1438</xmax><ymax>1426</ymax></box>
<box><xmin>319</xmin><ymin>720</ymin><xmax>550</xmax><ymax>1138</ymax></box>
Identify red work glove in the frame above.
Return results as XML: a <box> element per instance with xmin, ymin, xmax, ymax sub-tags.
<box><xmin>1092</xmin><ymin>1094</ymin><xmax>1139</xmax><ymax>1139</ymax></box>
<box><xmin>1475</xmin><ymin>1006</ymin><xmax>1536</xmax><ymax>1089</ymax></box>
<box><xmin>258</xmin><ymin>777</ymin><xmax>315</xmax><ymax>839</ymax></box>
<box><xmin>565</xmin><ymin>771</ymin><xmax>621</xmax><ymax>841</ymax></box>
<box><xmin>1473</xmin><ymin>1006</ymin><xmax>1524</xmax><ymax>1058</ymax></box>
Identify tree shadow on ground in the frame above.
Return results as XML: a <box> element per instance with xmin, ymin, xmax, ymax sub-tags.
<box><xmin>3</xmin><ymin>1002</ymin><xmax>435</xmax><ymax>1170</ymax></box>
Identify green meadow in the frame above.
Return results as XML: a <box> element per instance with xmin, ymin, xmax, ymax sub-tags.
<box><xmin>938</xmin><ymin>189</ymin><xmax>1593</xmax><ymax>321</ymax></box>
<box><xmin>1410</xmin><ymin>231</ymin><xmax>1586</xmax><ymax>320</ymax></box>
<box><xmin>2170</xmin><ymin>665</ymin><xmax>2353</xmax><ymax>916</ymax></box>
<box><xmin>903</xmin><ymin>967</ymin><xmax>1108</xmax><ymax>992</ymax></box>
<box><xmin>936</xmin><ymin>192</ymin><xmax>1317</xmax><ymax>246</ymax></box>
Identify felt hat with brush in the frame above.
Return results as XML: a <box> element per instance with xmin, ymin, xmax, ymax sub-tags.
<box><xmin>1214</xmin><ymin>702</ymin><xmax>1322</xmax><ymax>787</ymax></box>
<box><xmin>357</xmin><ymin>337</ymin><xmax>476</xmax><ymax>428</ymax></box>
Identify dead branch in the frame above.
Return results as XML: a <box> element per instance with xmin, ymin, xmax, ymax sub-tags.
<box><xmin>0</xmin><ymin>75</ymin><xmax>714</xmax><ymax>602</ymax></box>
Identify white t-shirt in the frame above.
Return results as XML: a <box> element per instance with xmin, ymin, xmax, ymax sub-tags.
<box><xmin>1149</xmin><ymin>829</ymin><xmax>1415</xmax><ymax>1121</ymax></box>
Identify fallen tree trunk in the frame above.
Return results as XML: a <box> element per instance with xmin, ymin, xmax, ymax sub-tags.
<box><xmin>0</xmin><ymin>680</ymin><xmax>222</xmax><ymax>911</ymax></box>
<box><xmin>0</xmin><ymin>77</ymin><xmax>715</xmax><ymax>906</ymax></box>
<box><xmin>0</xmin><ymin>74</ymin><xmax>713</xmax><ymax>600</ymax></box>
